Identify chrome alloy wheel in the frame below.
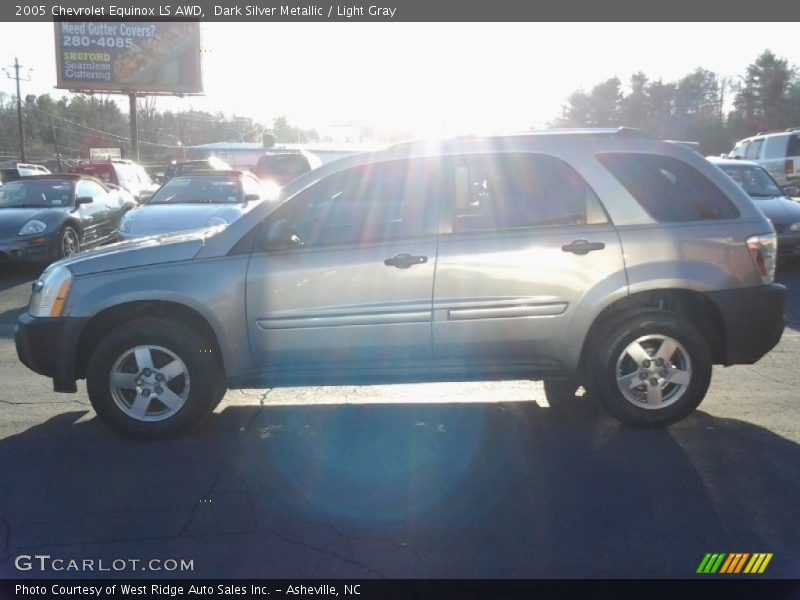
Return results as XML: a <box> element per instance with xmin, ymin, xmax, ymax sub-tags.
<box><xmin>62</xmin><ymin>229</ymin><xmax>79</xmax><ymax>256</ymax></box>
<box><xmin>614</xmin><ymin>334</ymin><xmax>692</xmax><ymax>410</ymax></box>
<box><xmin>109</xmin><ymin>345</ymin><xmax>190</xmax><ymax>422</ymax></box>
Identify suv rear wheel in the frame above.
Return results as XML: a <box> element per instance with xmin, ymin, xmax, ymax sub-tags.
<box><xmin>589</xmin><ymin>310</ymin><xmax>712</xmax><ymax>426</ymax></box>
<box><xmin>86</xmin><ymin>318</ymin><xmax>225</xmax><ymax>438</ymax></box>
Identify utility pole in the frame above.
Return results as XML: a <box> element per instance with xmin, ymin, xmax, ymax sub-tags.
<box><xmin>51</xmin><ymin>116</ymin><xmax>62</xmax><ymax>171</ymax></box>
<box><xmin>3</xmin><ymin>57</ymin><xmax>32</xmax><ymax>162</ymax></box>
<box><xmin>129</xmin><ymin>91</ymin><xmax>139</xmax><ymax>161</ymax></box>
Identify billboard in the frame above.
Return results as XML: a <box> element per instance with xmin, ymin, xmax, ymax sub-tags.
<box><xmin>54</xmin><ymin>22</ymin><xmax>202</xmax><ymax>94</ymax></box>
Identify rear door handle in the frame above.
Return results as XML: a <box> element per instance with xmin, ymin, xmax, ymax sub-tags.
<box><xmin>561</xmin><ymin>239</ymin><xmax>606</xmax><ymax>255</ymax></box>
<box><xmin>384</xmin><ymin>253</ymin><xmax>428</xmax><ymax>269</ymax></box>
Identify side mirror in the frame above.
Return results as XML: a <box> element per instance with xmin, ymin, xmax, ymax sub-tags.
<box><xmin>782</xmin><ymin>186</ymin><xmax>799</xmax><ymax>198</ymax></box>
<box><xmin>76</xmin><ymin>196</ymin><xmax>93</xmax><ymax>206</ymax></box>
<box><xmin>244</xmin><ymin>193</ymin><xmax>260</xmax><ymax>203</ymax></box>
<box><xmin>139</xmin><ymin>193</ymin><xmax>152</xmax><ymax>205</ymax></box>
<box><xmin>260</xmin><ymin>218</ymin><xmax>304</xmax><ymax>251</ymax></box>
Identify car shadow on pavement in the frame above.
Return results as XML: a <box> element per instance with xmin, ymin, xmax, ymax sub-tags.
<box><xmin>0</xmin><ymin>264</ymin><xmax>42</xmax><ymax>293</ymax></box>
<box><xmin>0</xmin><ymin>399</ymin><xmax>798</xmax><ymax>579</ymax></box>
<box><xmin>776</xmin><ymin>262</ymin><xmax>800</xmax><ymax>332</ymax></box>
<box><xmin>0</xmin><ymin>308</ymin><xmax>25</xmax><ymax>338</ymax></box>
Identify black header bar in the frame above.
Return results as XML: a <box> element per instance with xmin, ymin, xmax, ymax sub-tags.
<box><xmin>4</xmin><ymin>0</ymin><xmax>800</xmax><ymax>22</ymax></box>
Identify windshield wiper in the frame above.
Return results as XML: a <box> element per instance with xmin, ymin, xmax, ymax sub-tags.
<box><xmin>0</xmin><ymin>203</ymin><xmax>45</xmax><ymax>208</ymax></box>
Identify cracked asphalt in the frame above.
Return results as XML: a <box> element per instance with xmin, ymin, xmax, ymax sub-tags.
<box><xmin>0</xmin><ymin>263</ymin><xmax>799</xmax><ymax>579</ymax></box>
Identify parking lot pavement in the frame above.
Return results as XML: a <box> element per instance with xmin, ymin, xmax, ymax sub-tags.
<box><xmin>0</xmin><ymin>264</ymin><xmax>798</xmax><ymax>578</ymax></box>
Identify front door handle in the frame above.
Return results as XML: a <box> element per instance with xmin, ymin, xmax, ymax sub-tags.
<box><xmin>384</xmin><ymin>253</ymin><xmax>428</xmax><ymax>269</ymax></box>
<box><xmin>561</xmin><ymin>239</ymin><xmax>605</xmax><ymax>255</ymax></box>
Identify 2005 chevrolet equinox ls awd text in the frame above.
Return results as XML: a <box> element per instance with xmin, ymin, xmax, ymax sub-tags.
<box><xmin>15</xmin><ymin>129</ymin><xmax>786</xmax><ymax>438</ymax></box>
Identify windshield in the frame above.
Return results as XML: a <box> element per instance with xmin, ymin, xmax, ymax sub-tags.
<box><xmin>0</xmin><ymin>179</ymin><xmax>75</xmax><ymax>208</ymax></box>
<box><xmin>719</xmin><ymin>164</ymin><xmax>783</xmax><ymax>198</ymax></box>
<box><xmin>147</xmin><ymin>176</ymin><xmax>242</xmax><ymax>205</ymax></box>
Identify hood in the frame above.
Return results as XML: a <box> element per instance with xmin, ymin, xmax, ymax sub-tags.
<box><xmin>0</xmin><ymin>207</ymin><xmax>54</xmax><ymax>237</ymax></box>
<box><xmin>750</xmin><ymin>196</ymin><xmax>800</xmax><ymax>226</ymax></box>
<box><xmin>51</xmin><ymin>229</ymin><xmax>213</xmax><ymax>276</ymax></box>
<box><xmin>127</xmin><ymin>204</ymin><xmax>244</xmax><ymax>236</ymax></box>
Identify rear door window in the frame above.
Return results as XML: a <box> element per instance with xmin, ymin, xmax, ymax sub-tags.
<box><xmin>448</xmin><ymin>153</ymin><xmax>608</xmax><ymax>233</ymax></box>
<box><xmin>597</xmin><ymin>153</ymin><xmax>739</xmax><ymax>222</ymax></box>
<box><xmin>763</xmin><ymin>135</ymin><xmax>789</xmax><ymax>159</ymax></box>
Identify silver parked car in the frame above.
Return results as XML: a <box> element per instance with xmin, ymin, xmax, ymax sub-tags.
<box><xmin>117</xmin><ymin>171</ymin><xmax>266</xmax><ymax>240</ymax></box>
<box><xmin>729</xmin><ymin>128</ymin><xmax>800</xmax><ymax>188</ymax></box>
<box><xmin>16</xmin><ymin>129</ymin><xmax>786</xmax><ymax>438</ymax></box>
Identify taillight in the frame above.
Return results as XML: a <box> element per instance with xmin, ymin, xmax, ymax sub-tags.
<box><xmin>786</xmin><ymin>159</ymin><xmax>794</xmax><ymax>175</ymax></box>
<box><xmin>746</xmin><ymin>233</ymin><xmax>777</xmax><ymax>284</ymax></box>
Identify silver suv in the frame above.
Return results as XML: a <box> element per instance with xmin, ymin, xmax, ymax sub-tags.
<box><xmin>729</xmin><ymin>128</ymin><xmax>800</xmax><ymax>188</ymax></box>
<box><xmin>15</xmin><ymin>129</ymin><xmax>786</xmax><ymax>438</ymax></box>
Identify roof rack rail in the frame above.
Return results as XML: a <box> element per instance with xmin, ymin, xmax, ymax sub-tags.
<box><xmin>614</xmin><ymin>127</ymin><xmax>655</xmax><ymax>138</ymax></box>
<box><xmin>786</xmin><ymin>127</ymin><xmax>800</xmax><ymax>132</ymax></box>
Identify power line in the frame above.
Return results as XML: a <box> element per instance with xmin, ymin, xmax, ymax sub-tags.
<box><xmin>29</xmin><ymin>105</ymin><xmax>184</xmax><ymax>149</ymax></box>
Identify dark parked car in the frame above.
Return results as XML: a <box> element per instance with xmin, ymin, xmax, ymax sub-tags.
<box><xmin>709</xmin><ymin>157</ymin><xmax>800</xmax><ymax>260</ymax></box>
<box><xmin>163</xmin><ymin>157</ymin><xmax>231</xmax><ymax>182</ymax></box>
<box><xmin>117</xmin><ymin>170</ymin><xmax>266</xmax><ymax>240</ymax></box>
<box><xmin>253</xmin><ymin>151</ymin><xmax>319</xmax><ymax>192</ymax></box>
<box><xmin>0</xmin><ymin>174</ymin><xmax>127</xmax><ymax>263</ymax></box>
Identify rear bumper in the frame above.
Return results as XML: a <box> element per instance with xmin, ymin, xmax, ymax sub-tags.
<box><xmin>705</xmin><ymin>284</ymin><xmax>786</xmax><ymax>365</ymax></box>
<box><xmin>15</xmin><ymin>313</ymin><xmax>88</xmax><ymax>392</ymax></box>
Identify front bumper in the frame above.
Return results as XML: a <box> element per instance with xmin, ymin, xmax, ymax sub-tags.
<box><xmin>705</xmin><ymin>283</ymin><xmax>786</xmax><ymax>365</ymax></box>
<box><xmin>15</xmin><ymin>313</ymin><xmax>89</xmax><ymax>392</ymax></box>
<box><xmin>0</xmin><ymin>234</ymin><xmax>57</xmax><ymax>263</ymax></box>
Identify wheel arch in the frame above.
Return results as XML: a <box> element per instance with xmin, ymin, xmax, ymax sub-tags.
<box><xmin>75</xmin><ymin>300</ymin><xmax>224</xmax><ymax>380</ymax></box>
<box><xmin>60</xmin><ymin>217</ymin><xmax>83</xmax><ymax>240</ymax></box>
<box><xmin>578</xmin><ymin>288</ymin><xmax>727</xmax><ymax>375</ymax></box>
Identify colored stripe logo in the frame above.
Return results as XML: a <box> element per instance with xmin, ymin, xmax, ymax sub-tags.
<box><xmin>697</xmin><ymin>553</ymin><xmax>772</xmax><ymax>574</ymax></box>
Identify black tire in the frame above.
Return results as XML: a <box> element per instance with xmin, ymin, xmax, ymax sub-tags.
<box><xmin>57</xmin><ymin>225</ymin><xmax>80</xmax><ymax>260</ymax></box>
<box><xmin>86</xmin><ymin>318</ymin><xmax>224</xmax><ymax>438</ymax></box>
<box><xmin>589</xmin><ymin>309</ymin><xmax>712</xmax><ymax>427</ymax></box>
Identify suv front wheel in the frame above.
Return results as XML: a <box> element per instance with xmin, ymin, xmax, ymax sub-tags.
<box><xmin>86</xmin><ymin>318</ymin><xmax>225</xmax><ymax>438</ymax></box>
<box><xmin>590</xmin><ymin>310</ymin><xmax>712</xmax><ymax>426</ymax></box>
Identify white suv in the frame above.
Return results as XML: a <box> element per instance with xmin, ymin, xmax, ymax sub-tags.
<box><xmin>729</xmin><ymin>129</ymin><xmax>800</xmax><ymax>188</ymax></box>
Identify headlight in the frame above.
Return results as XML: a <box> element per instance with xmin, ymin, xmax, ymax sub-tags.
<box><xmin>790</xmin><ymin>222</ymin><xmax>800</xmax><ymax>232</ymax></box>
<box><xmin>18</xmin><ymin>219</ymin><xmax>46</xmax><ymax>236</ymax></box>
<box><xmin>118</xmin><ymin>213</ymin><xmax>134</xmax><ymax>233</ymax></box>
<box><xmin>206</xmin><ymin>216</ymin><xmax>229</xmax><ymax>227</ymax></box>
<box><xmin>29</xmin><ymin>266</ymin><xmax>73</xmax><ymax>317</ymax></box>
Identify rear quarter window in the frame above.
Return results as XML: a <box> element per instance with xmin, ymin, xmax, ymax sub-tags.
<box><xmin>788</xmin><ymin>134</ymin><xmax>800</xmax><ymax>156</ymax></box>
<box><xmin>597</xmin><ymin>153</ymin><xmax>740</xmax><ymax>222</ymax></box>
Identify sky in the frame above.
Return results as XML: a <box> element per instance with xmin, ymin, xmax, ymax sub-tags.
<box><xmin>0</xmin><ymin>22</ymin><xmax>798</xmax><ymax>138</ymax></box>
